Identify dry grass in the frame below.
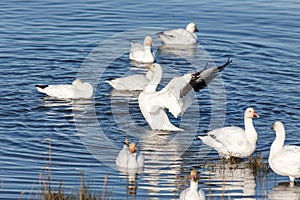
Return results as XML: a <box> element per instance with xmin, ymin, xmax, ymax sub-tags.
<box><xmin>247</xmin><ymin>153</ymin><xmax>269</xmax><ymax>178</ymax></box>
<box><xmin>38</xmin><ymin>138</ymin><xmax>114</xmax><ymax>200</ymax></box>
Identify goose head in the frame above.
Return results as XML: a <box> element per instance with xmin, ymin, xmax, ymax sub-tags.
<box><xmin>189</xmin><ymin>169</ymin><xmax>199</xmax><ymax>183</ymax></box>
<box><xmin>147</xmin><ymin>63</ymin><xmax>162</xmax><ymax>73</ymax></box>
<box><xmin>72</xmin><ymin>79</ymin><xmax>83</xmax><ymax>86</ymax></box>
<box><xmin>144</xmin><ymin>36</ymin><xmax>154</xmax><ymax>47</ymax></box>
<box><xmin>244</xmin><ymin>107</ymin><xmax>259</xmax><ymax>119</ymax></box>
<box><xmin>186</xmin><ymin>22</ymin><xmax>199</xmax><ymax>33</ymax></box>
<box><xmin>271</xmin><ymin>121</ymin><xmax>285</xmax><ymax>137</ymax></box>
<box><xmin>129</xmin><ymin>142</ymin><xmax>137</xmax><ymax>154</ymax></box>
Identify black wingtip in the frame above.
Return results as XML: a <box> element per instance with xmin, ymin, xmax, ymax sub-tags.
<box><xmin>217</xmin><ymin>57</ymin><xmax>232</xmax><ymax>72</ymax></box>
<box><xmin>35</xmin><ymin>84</ymin><xmax>48</xmax><ymax>89</ymax></box>
<box><xmin>190</xmin><ymin>58</ymin><xmax>232</xmax><ymax>92</ymax></box>
<box><xmin>106</xmin><ymin>77</ymin><xmax>115</xmax><ymax>81</ymax></box>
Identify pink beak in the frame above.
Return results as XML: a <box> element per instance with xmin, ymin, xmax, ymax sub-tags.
<box><xmin>253</xmin><ymin>112</ymin><xmax>259</xmax><ymax>118</ymax></box>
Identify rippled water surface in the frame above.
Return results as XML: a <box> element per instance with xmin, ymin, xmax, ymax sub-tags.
<box><xmin>1</xmin><ymin>0</ymin><xmax>300</xmax><ymax>199</ymax></box>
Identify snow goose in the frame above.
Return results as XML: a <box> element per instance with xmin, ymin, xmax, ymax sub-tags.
<box><xmin>157</xmin><ymin>23</ymin><xmax>199</xmax><ymax>45</ymax></box>
<box><xmin>105</xmin><ymin>70</ymin><xmax>153</xmax><ymax>91</ymax></box>
<box><xmin>269</xmin><ymin>121</ymin><xmax>300</xmax><ymax>187</ymax></box>
<box><xmin>116</xmin><ymin>141</ymin><xmax>144</xmax><ymax>169</ymax></box>
<box><xmin>129</xmin><ymin>36</ymin><xmax>155</xmax><ymax>63</ymax></box>
<box><xmin>138</xmin><ymin>58</ymin><xmax>232</xmax><ymax>131</ymax></box>
<box><xmin>198</xmin><ymin>107</ymin><xmax>259</xmax><ymax>158</ymax></box>
<box><xmin>35</xmin><ymin>79</ymin><xmax>93</xmax><ymax>99</ymax></box>
<box><xmin>180</xmin><ymin>170</ymin><xmax>205</xmax><ymax>200</ymax></box>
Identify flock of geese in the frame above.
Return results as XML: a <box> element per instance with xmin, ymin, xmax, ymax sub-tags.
<box><xmin>35</xmin><ymin>23</ymin><xmax>300</xmax><ymax>199</ymax></box>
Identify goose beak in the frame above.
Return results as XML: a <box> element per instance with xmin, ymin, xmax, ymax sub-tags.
<box><xmin>253</xmin><ymin>112</ymin><xmax>259</xmax><ymax>118</ymax></box>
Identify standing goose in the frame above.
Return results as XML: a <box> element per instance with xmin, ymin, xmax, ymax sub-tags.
<box><xmin>129</xmin><ymin>36</ymin><xmax>155</xmax><ymax>63</ymax></box>
<box><xmin>269</xmin><ymin>121</ymin><xmax>300</xmax><ymax>187</ymax></box>
<box><xmin>138</xmin><ymin>58</ymin><xmax>231</xmax><ymax>131</ymax></box>
<box><xmin>157</xmin><ymin>23</ymin><xmax>199</xmax><ymax>45</ymax></box>
<box><xmin>35</xmin><ymin>79</ymin><xmax>93</xmax><ymax>99</ymax></box>
<box><xmin>180</xmin><ymin>170</ymin><xmax>205</xmax><ymax>200</ymax></box>
<box><xmin>198</xmin><ymin>108</ymin><xmax>259</xmax><ymax>158</ymax></box>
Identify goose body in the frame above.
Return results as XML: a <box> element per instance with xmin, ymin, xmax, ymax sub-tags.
<box><xmin>129</xmin><ymin>36</ymin><xmax>155</xmax><ymax>63</ymax></box>
<box><xmin>138</xmin><ymin>59</ymin><xmax>231</xmax><ymax>131</ymax></box>
<box><xmin>269</xmin><ymin>121</ymin><xmax>300</xmax><ymax>187</ymax></box>
<box><xmin>116</xmin><ymin>142</ymin><xmax>144</xmax><ymax>169</ymax></box>
<box><xmin>106</xmin><ymin>70</ymin><xmax>153</xmax><ymax>91</ymax></box>
<box><xmin>180</xmin><ymin>170</ymin><xmax>205</xmax><ymax>200</ymax></box>
<box><xmin>198</xmin><ymin>108</ymin><xmax>259</xmax><ymax>158</ymax></box>
<box><xmin>157</xmin><ymin>23</ymin><xmax>198</xmax><ymax>45</ymax></box>
<box><xmin>35</xmin><ymin>79</ymin><xmax>93</xmax><ymax>99</ymax></box>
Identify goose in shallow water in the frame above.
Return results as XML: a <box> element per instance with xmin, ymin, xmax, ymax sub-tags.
<box><xmin>116</xmin><ymin>141</ymin><xmax>144</xmax><ymax>169</ymax></box>
<box><xmin>198</xmin><ymin>107</ymin><xmax>259</xmax><ymax>158</ymax></box>
<box><xmin>157</xmin><ymin>23</ymin><xmax>199</xmax><ymax>45</ymax></box>
<box><xmin>138</xmin><ymin>58</ymin><xmax>231</xmax><ymax>131</ymax></box>
<box><xmin>129</xmin><ymin>36</ymin><xmax>155</xmax><ymax>63</ymax></box>
<box><xmin>180</xmin><ymin>170</ymin><xmax>205</xmax><ymax>200</ymax></box>
<box><xmin>35</xmin><ymin>79</ymin><xmax>93</xmax><ymax>99</ymax></box>
<box><xmin>105</xmin><ymin>70</ymin><xmax>153</xmax><ymax>91</ymax></box>
<box><xmin>269</xmin><ymin>121</ymin><xmax>300</xmax><ymax>187</ymax></box>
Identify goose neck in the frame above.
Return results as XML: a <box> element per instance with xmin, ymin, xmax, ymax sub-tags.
<box><xmin>270</xmin><ymin>130</ymin><xmax>285</xmax><ymax>156</ymax></box>
<box><xmin>244</xmin><ymin>117</ymin><xmax>257</xmax><ymax>143</ymax></box>
<box><xmin>190</xmin><ymin>180</ymin><xmax>198</xmax><ymax>191</ymax></box>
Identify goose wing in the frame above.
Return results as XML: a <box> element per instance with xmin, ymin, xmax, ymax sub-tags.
<box><xmin>148</xmin><ymin>58</ymin><xmax>232</xmax><ymax>118</ymax></box>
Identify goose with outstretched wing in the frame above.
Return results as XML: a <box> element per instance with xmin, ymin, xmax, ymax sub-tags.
<box><xmin>138</xmin><ymin>58</ymin><xmax>232</xmax><ymax>131</ymax></box>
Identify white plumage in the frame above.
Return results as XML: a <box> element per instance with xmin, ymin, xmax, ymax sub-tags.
<box><xmin>105</xmin><ymin>70</ymin><xmax>153</xmax><ymax>91</ymax></box>
<box><xmin>138</xmin><ymin>59</ymin><xmax>231</xmax><ymax>131</ymax></box>
<box><xmin>116</xmin><ymin>142</ymin><xmax>144</xmax><ymax>169</ymax></box>
<box><xmin>180</xmin><ymin>170</ymin><xmax>205</xmax><ymax>200</ymax></box>
<box><xmin>269</xmin><ymin>121</ymin><xmax>300</xmax><ymax>187</ymax></box>
<box><xmin>198</xmin><ymin>108</ymin><xmax>259</xmax><ymax>158</ymax></box>
<box><xmin>157</xmin><ymin>23</ymin><xmax>198</xmax><ymax>45</ymax></box>
<box><xmin>35</xmin><ymin>79</ymin><xmax>93</xmax><ymax>99</ymax></box>
<box><xmin>129</xmin><ymin>36</ymin><xmax>155</xmax><ymax>63</ymax></box>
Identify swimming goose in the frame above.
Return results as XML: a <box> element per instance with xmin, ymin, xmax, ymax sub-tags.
<box><xmin>129</xmin><ymin>36</ymin><xmax>155</xmax><ymax>63</ymax></box>
<box><xmin>157</xmin><ymin>23</ymin><xmax>198</xmax><ymax>45</ymax></box>
<box><xmin>269</xmin><ymin>121</ymin><xmax>300</xmax><ymax>187</ymax></box>
<box><xmin>198</xmin><ymin>107</ymin><xmax>259</xmax><ymax>158</ymax></box>
<box><xmin>105</xmin><ymin>70</ymin><xmax>153</xmax><ymax>91</ymax></box>
<box><xmin>116</xmin><ymin>141</ymin><xmax>144</xmax><ymax>169</ymax></box>
<box><xmin>35</xmin><ymin>79</ymin><xmax>93</xmax><ymax>99</ymax></box>
<box><xmin>138</xmin><ymin>58</ymin><xmax>231</xmax><ymax>131</ymax></box>
<box><xmin>180</xmin><ymin>170</ymin><xmax>206</xmax><ymax>200</ymax></box>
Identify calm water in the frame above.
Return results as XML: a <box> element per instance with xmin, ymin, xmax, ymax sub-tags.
<box><xmin>1</xmin><ymin>0</ymin><xmax>300</xmax><ymax>199</ymax></box>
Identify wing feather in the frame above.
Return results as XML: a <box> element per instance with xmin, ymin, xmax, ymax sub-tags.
<box><xmin>148</xmin><ymin>74</ymin><xmax>194</xmax><ymax>118</ymax></box>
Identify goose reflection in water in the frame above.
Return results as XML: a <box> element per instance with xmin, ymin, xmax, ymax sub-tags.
<box><xmin>201</xmin><ymin>161</ymin><xmax>256</xmax><ymax>199</ymax></box>
<box><xmin>157</xmin><ymin>44</ymin><xmax>197</xmax><ymax>58</ymax></box>
<box><xmin>116</xmin><ymin>164</ymin><xmax>141</xmax><ymax>199</ymax></box>
<box><xmin>268</xmin><ymin>182</ymin><xmax>300</xmax><ymax>200</ymax></box>
<box><xmin>138</xmin><ymin>130</ymin><xmax>184</xmax><ymax>197</ymax></box>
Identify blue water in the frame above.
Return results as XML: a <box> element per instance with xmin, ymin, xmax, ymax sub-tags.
<box><xmin>1</xmin><ymin>0</ymin><xmax>300</xmax><ymax>199</ymax></box>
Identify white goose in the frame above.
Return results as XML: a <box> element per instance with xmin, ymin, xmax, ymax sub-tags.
<box><xmin>157</xmin><ymin>23</ymin><xmax>199</xmax><ymax>45</ymax></box>
<box><xmin>35</xmin><ymin>79</ymin><xmax>93</xmax><ymax>99</ymax></box>
<box><xmin>129</xmin><ymin>36</ymin><xmax>155</xmax><ymax>63</ymax></box>
<box><xmin>180</xmin><ymin>170</ymin><xmax>205</xmax><ymax>200</ymax></box>
<box><xmin>198</xmin><ymin>108</ymin><xmax>259</xmax><ymax>158</ymax></box>
<box><xmin>269</xmin><ymin>121</ymin><xmax>300</xmax><ymax>187</ymax></box>
<box><xmin>116</xmin><ymin>141</ymin><xmax>144</xmax><ymax>169</ymax></box>
<box><xmin>138</xmin><ymin>59</ymin><xmax>231</xmax><ymax>131</ymax></box>
<box><xmin>105</xmin><ymin>70</ymin><xmax>153</xmax><ymax>91</ymax></box>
